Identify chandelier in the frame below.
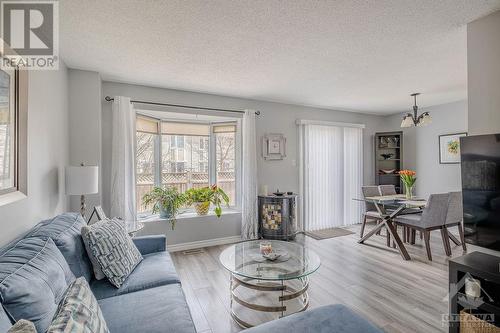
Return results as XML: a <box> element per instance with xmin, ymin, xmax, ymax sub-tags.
<box><xmin>400</xmin><ymin>93</ymin><xmax>431</xmax><ymax>128</ymax></box>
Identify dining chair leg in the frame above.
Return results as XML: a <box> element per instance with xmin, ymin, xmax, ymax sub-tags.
<box><xmin>448</xmin><ymin>231</ymin><xmax>460</xmax><ymax>246</ymax></box>
<box><xmin>403</xmin><ymin>226</ymin><xmax>407</xmax><ymax>243</ymax></box>
<box><xmin>392</xmin><ymin>225</ymin><xmax>397</xmax><ymax>248</ymax></box>
<box><xmin>458</xmin><ymin>223</ymin><xmax>467</xmax><ymax>251</ymax></box>
<box><xmin>440</xmin><ymin>227</ymin><xmax>452</xmax><ymax>256</ymax></box>
<box><xmin>386</xmin><ymin>228</ymin><xmax>391</xmax><ymax>247</ymax></box>
<box><xmin>360</xmin><ymin>214</ymin><xmax>367</xmax><ymax>238</ymax></box>
<box><xmin>420</xmin><ymin>231</ymin><xmax>423</xmax><ymax>240</ymax></box>
<box><xmin>423</xmin><ymin>230</ymin><xmax>432</xmax><ymax>261</ymax></box>
<box><xmin>376</xmin><ymin>220</ymin><xmax>382</xmax><ymax>235</ymax></box>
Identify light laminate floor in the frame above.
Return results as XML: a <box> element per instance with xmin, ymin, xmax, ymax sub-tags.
<box><xmin>171</xmin><ymin>223</ymin><xmax>468</xmax><ymax>333</ymax></box>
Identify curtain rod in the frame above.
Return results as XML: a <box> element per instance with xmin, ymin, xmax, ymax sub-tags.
<box><xmin>104</xmin><ymin>96</ymin><xmax>260</xmax><ymax>115</ymax></box>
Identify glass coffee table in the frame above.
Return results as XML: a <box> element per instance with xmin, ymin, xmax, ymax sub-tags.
<box><xmin>219</xmin><ymin>240</ymin><xmax>321</xmax><ymax>328</ymax></box>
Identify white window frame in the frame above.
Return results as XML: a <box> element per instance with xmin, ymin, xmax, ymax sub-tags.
<box><xmin>136</xmin><ymin>115</ymin><xmax>241</xmax><ymax>218</ymax></box>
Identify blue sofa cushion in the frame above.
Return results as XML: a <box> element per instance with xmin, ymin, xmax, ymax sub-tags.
<box><xmin>0</xmin><ymin>238</ymin><xmax>75</xmax><ymax>333</ymax></box>
<box><xmin>29</xmin><ymin>212</ymin><xmax>93</xmax><ymax>282</ymax></box>
<box><xmin>0</xmin><ymin>305</ymin><xmax>12</xmax><ymax>332</ymax></box>
<box><xmin>98</xmin><ymin>284</ymin><xmax>196</xmax><ymax>333</ymax></box>
<box><xmin>90</xmin><ymin>251</ymin><xmax>180</xmax><ymax>300</ymax></box>
<box><xmin>242</xmin><ymin>304</ymin><xmax>382</xmax><ymax>333</ymax></box>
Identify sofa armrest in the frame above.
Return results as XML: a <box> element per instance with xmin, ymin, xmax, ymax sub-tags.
<box><xmin>132</xmin><ymin>235</ymin><xmax>166</xmax><ymax>255</ymax></box>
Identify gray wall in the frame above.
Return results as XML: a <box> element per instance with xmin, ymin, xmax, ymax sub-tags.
<box><xmin>0</xmin><ymin>64</ymin><xmax>69</xmax><ymax>246</ymax></box>
<box><xmin>381</xmin><ymin>101</ymin><xmax>468</xmax><ymax>198</ymax></box>
<box><xmin>68</xmin><ymin>69</ymin><xmax>102</xmax><ymax>212</ymax></box>
<box><xmin>467</xmin><ymin>10</ymin><xmax>500</xmax><ymax>135</ymax></box>
<box><xmin>102</xmin><ymin>81</ymin><xmax>383</xmax><ymax>245</ymax></box>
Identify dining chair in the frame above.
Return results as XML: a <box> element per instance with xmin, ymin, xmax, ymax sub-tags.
<box><xmin>360</xmin><ymin>186</ymin><xmax>383</xmax><ymax>238</ymax></box>
<box><xmin>394</xmin><ymin>193</ymin><xmax>462</xmax><ymax>261</ymax></box>
<box><xmin>378</xmin><ymin>185</ymin><xmax>397</xmax><ymax>196</ymax></box>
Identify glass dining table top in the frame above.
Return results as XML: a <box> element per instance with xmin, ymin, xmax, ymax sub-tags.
<box><xmin>219</xmin><ymin>240</ymin><xmax>321</xmax><ymax>281</ymax></box>
<box><xmin>353</xmin><ymin>194</ymin><xmax>427</xmax><ymax>208</ymax></box>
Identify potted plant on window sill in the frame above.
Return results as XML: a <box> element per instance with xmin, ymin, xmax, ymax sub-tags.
<box><xmin>142</xmin><ymin>187</ymin><xmax>186</xmax><ymax>229</ymax></box>
<box><xmin>185</xmin><ymin>185</ymin><xmax>230</xmax><ymax>217</ymax></box>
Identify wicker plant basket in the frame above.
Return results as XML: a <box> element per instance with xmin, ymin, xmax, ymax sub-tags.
<box><xmin>194</xmin><ymin>202</ymin><xmax>210</xmax><ymax>216</ymax></box>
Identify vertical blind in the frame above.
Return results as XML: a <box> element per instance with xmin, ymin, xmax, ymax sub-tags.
<box><xmin>301</xmin><ymin>123</ymin><xmax>363</xmax><ymax>231</ymax></box>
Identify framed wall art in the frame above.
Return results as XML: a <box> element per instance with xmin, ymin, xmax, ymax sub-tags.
<box><xmin>439</xmin><ymin>132</ymin><xmax>467</xmax><ymax>164</ymax></box>
<box><xmin>262</xmin><ymin>133</ymin><xmax>286</xmax><ymax>160</ymax></box>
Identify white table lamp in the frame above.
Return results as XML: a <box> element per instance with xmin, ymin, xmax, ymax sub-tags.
<box><xmin>66</xmin><ymin>164</ymin><xmax>98</xmax><ymax>219</ymax></box>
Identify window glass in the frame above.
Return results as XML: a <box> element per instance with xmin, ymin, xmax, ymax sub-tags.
<box><xmin>0</xmin><ymin>69</ymin><xmax>15</xmax><ymax>192</ymax></box>
<box><xmin>215</xmin><ymin>125</ymin><xmax>236</xmax><ymax>206</ymax></box>
<box><xmin>161</xmin><ymin>134</ymin><xmax>209</xmax><ymax>193</ymax></box>
<box><xmin>136</xmin><ymin>132</ymin><xmax>157</xmax><ymax>213</ymax></box>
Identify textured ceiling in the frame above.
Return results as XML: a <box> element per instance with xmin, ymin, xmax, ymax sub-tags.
<box><xmin>60</xmin><ymin>0</ymin><xmax>500</xmax><ymax>114</ymax></box>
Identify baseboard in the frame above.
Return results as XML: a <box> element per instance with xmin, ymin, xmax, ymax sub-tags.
<box><xmin>167</xmin><ymin>235</ymin><xmax>242</xmax><ymax>252</ymax></box>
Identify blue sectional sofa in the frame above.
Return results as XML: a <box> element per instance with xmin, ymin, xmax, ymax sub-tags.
<box><xmin>0</xmin><ymin>213</ymin><xmax>382</xmax><ymax>333</ymax></box>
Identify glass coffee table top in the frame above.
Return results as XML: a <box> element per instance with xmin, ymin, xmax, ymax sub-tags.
<box><xmin>219</xmin><ymin>240</ymin><xmax>321</xmax><ymax>281</ymax></box>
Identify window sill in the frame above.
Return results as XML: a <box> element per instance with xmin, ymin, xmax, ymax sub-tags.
<box><xmin>0</xmin><ymin>191</ymin><xmax>27</xmax><ymax>207</ymax></box>
<box><xmin>138</xmin><ymin>208</ymin><xmax>241</xmax><ymax>223</ymax></box>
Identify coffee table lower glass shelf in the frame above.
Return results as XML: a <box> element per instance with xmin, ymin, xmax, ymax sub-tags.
<box><xmin>219</xmin><ymin>240</ymin><xmax>321</xmax><ymax>328</ymax></box>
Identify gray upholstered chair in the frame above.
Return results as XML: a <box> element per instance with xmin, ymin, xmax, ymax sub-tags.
<box><xmin>360</xmin><ymin>186</ymin><xmax>383</xmax><ymax>238</ymax></box>
<box><xmin>378</xmin><ymin>184</ymin><xmax>397</xmax><ymax>196</ymax></box>
<box><xmin>394</xmin><ymin>192</ymin><xmax>466</xmax><ymax>261</ymax></box>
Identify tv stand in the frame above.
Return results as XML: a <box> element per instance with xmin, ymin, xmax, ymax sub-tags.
<box><xmin>449</xmin><ymin>251</ymin><xmax>500</xmax><ymax>332</ymax></box>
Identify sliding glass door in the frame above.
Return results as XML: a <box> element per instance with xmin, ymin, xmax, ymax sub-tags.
<box><xmin>300</xmin><ymin>123</ymin><xmax>363</xmax><ymax>231</ymax></box>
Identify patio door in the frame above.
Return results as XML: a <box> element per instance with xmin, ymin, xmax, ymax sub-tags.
<box><xmin>298</xmin><ymin>121</ymin><xmax>363</xmax><ymax>231</ymax></box>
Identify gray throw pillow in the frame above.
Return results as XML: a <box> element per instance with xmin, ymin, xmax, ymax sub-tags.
<box><xmin>7</xmin><ymin>320</ymin><xmax>36</xmax><ymax>333</ymax></box>
<box><xmin>47</xmin><ymin>277</ymin><xmax>109</xmax><ymax>333</ymax></box>
<box><xmin>81</xmin><ymin>219</ymin><xmax>142</xmax><ymax>288</ymax></box>
<box><xmin>81</xmin><ymin>224</ymin><xmax>106</xmax><ymax>280</ymax></box>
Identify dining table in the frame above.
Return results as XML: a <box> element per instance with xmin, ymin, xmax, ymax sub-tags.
<box><xmin>353</xmin><ymin>194</ymin><xmax>427</xmax><ymax>260</ymax></box>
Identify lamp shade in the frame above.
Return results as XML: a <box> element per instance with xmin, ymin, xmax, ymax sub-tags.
<box><xmin>400</xmin><ymin>115</ymin><xmax>414</xmax><ymax>128</ymax></box>
<box><xmin>65</xmin><ymin>166</ymin><xmax>98</xmax><ymax>195</ymax></box>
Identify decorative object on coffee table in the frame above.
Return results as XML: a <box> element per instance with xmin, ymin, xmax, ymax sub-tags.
<box><xmin>258</xmin><ymin>193</ymin><xmax>298</xmax><ymax>240</ymax></box>
<box><xmin>219</xmin><ymin>240</ymin><xmax>320</xmax><ymax>328</ymax></box>
<box><xmin>262</xmin><ymin>133</ymin><xmax>286</xmax><ymax>160</ymax></box>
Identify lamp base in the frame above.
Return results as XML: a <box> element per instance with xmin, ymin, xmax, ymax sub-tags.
<box><xmin>80</xmin><ymin>195</ymin><xmax>86</xmax><ymax>220</ymax></box>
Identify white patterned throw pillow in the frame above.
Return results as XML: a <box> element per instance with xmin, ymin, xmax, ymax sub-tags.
<box><xmin>7</xmin><ymin>320</ymin><xmax>37</xmax><ymax>333</ymax></box>
<box><xmin>81</xmin><ymin>219</ymin><xmax>142</xmax><ymax>288</ymax></box>
<box><xmin>47</xmin><ymin>277</ymin><xmax>109</xmax><ymax>333</ymax></box>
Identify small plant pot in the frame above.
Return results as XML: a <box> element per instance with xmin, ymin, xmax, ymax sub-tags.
<box><xmin>159</xmin><ymin>206</ymin><xmax>173</xmax><ymax>219</ymax></box>
<box><xmin>194</xmin><ymin>202</ymin><xmax>210</xmax><ymax>216</ymax></box>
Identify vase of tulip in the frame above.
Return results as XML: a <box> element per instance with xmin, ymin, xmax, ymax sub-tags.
<box><xmin>399</xmin><ymin>169</ymin><xmax>416</xmax><ymax>199</ymax></box>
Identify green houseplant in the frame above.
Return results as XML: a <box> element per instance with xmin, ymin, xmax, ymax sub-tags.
<box><xmin>142</xmin><ymin>187</ymin><xmax>186</xmax><ymax>229</ymax></box>
<box><xmin>185</xmin><ymin>185</ymin><xmax>230</xmax><ymax>217</ymax></box>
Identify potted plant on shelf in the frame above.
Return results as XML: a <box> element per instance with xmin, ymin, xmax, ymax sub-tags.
<box><xmin>142</xmin><ymin>187</ymin><xmax>186</xmax><ymax>229</ymax></box>
<box><xmin>185</xmin><ymin>185</ymin><xmax>230</xmax><ymax>217</ymax></box>
<box><xmin>399</xmin><ymin>169</ymin><xmax>417</xmax><ymax>199</ymax></box>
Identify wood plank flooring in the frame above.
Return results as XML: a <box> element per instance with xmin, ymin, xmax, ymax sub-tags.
<box><xmin>171</xmin><ymin>223</ymin><xmax>469</xmax><ymax>333</ymax></box>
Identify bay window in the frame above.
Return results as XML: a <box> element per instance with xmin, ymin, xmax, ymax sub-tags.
<box><xmin>136</xmin><ymin>115</ymin><xmax>239</xmax><ymax>217</ymax></box>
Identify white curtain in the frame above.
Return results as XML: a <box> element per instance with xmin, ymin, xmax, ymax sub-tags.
<box><xmin>241</xmin><ymin>110</ymin><xmax>258</xmax><ymax>239</ymax></box>
<box><xmin>300</xmin><ymin>122</ymin><xmax>363</xmax><ymax>231</ymax></box>
<box><xmin>110</xmin><ymin>96</ymin><xmax>137</xmax><ymax>221</ymax></box>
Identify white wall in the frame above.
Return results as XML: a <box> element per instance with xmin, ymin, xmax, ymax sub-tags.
<box><xmin>101</xmin><ymin>81</ymin><xmax>383</xmax><ymax>245</ymax></box>
<box><xmin>467</xmin><ymin>10</ymin><xmax>500</xmax><ymax>136</ymax></box>
<box><xmin>0</xmin><ymin>64</ymin><xmax>69</xmax><ymax>246</ymax></box>
<box><xmin>68</xmin><ymin>69</ymin><xmax>102</xmax><ymax>213</ymax></box>
<box><xmin>381</xmin><ymin>101</ymin><xmax>468</xmax><ymax>198</ymax></box>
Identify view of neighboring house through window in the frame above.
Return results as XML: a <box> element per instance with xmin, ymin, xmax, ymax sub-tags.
<box><xmin>136</xmin><ymin>115</ymin><xmax>238</xmax><ymax>216</ymax></box>
<box><xmin>0</xmin><ymin>69</ymin><xmax>15</xmax><ymax>194</ymax></box>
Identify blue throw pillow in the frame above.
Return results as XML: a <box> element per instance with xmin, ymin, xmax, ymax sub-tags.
<box><xmin>0</xmin><ymin>238</ymin><xmax>75</xmax><ymax>333</ymax></box>
<box><xmin>29</xmin><ymin>213</ymin><xmax>93</xmax><ymax>282</ymax></box>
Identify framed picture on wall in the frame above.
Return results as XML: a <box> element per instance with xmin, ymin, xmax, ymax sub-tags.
<box><xmin>439</xmin><ymin>132</ymin><xmax>467</xmax><ymax>164</ymax></box>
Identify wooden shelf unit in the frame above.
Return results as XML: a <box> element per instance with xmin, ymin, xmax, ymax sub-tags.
<box><xmin>374</xmin><ymin>131</ymin><xmax>403</xmax><ymax>194</ymax></box>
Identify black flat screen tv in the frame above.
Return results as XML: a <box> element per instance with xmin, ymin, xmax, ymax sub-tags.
<box><xmin>460</xmin><ymin>134</ymin><xmax>500</xmax><ymax>250</ymax></box>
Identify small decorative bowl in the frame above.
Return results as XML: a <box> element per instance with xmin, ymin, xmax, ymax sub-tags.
<box><xmin>380</xmin><ymin>169</ymin><xmax>396</xmax><ymax>174</ymax></box>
